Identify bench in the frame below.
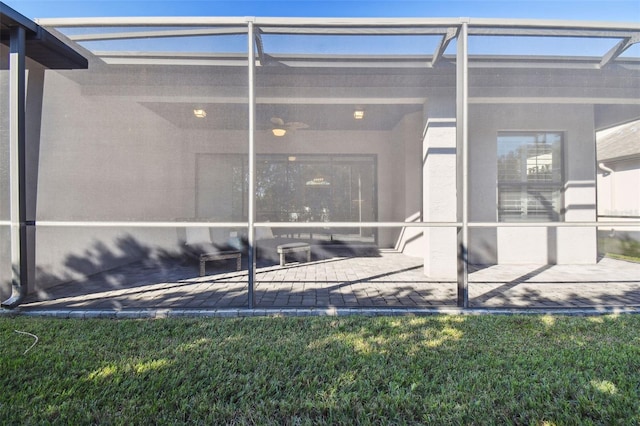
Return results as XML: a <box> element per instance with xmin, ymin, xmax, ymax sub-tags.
<box><xmin>276</xmin><ymin>242</ymin><xmax>311</xmax><ymax>266</ymax></box>
<box><xmin>199</xmin><ymin>250</ymin><xmax>242</xmax><ymax>276</ymax></box>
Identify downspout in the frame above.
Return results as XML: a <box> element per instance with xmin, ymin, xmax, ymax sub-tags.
<box><xmin>598</xmin><ymin>162</ymin><xmax>615</xmax><ymax>218</ymax></box>
<box><xmin>598</xmin><ymin>162</ymin><xmax>614</xmax><ymax>176</ymax></box>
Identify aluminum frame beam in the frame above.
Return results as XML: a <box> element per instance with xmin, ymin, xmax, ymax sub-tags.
<box><xmin>432</xmin><ymin>27</ymin><xmax>458</xmax><ymax>67</ymax></box>
<box><xmin>40</xmin><ymin>16</ymin><xmax>639</xmax><ymax>71</ymax></box>
<box><xmin>600</xmin><ymin>35</ymin><xmax>640</xmax><ymax>68</ymax></box>
<box><xmin>31</xmin><ymin>220</ymin><xmax>640</xmax><ymax>228</ymax></box>
<box><xmin>68</xmin><ymin>27</ymin><xmax>248</xmax><ymax>42</ymax></box>
<box><xmin>247</xmin><ymin>21</ymin><xmax>256</xmax><ymax>308</ymax></box>
<box><xmin>254</xmin><ymin>27</ymin><xmax>267</xmax><ymax>66</ymax></box>
<box><xmin>456</xmin><ymin>22</ymin><xmax>469</xmax><ymax>309</ymax></box>
<box><xmin>38</xmin><ymin>16</ymin><xmax>639</xmax><ymax>32</ymax></box>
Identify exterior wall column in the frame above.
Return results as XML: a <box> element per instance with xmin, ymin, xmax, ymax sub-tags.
<box><xmin>422</xmin><ymin>101</ymin><xmax>458</xmax><ymax>280</ymax></box>
<box><xmin>2</xmin><ymin>26</ymin><xmax>28</xmax><ymax>308</ymax></box>
<box><xmin>422</xmin><ymin>21</ymin><xmax>469</xmax><ymax>311</ymax></box>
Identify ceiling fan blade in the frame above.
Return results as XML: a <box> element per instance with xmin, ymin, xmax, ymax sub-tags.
<box><xmin>287</xmin><ymin>121</ymin><xmax>309</xmax><ymax>130</ymax></box>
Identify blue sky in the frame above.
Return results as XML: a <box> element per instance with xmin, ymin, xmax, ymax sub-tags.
<box><xmin>4</xmin><ymin>0</ymin><xmax>640</xmax><ymax>22</ymax></box>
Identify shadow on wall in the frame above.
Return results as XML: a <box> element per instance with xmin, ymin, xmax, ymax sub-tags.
<box><xmin>33</xmin><ymin>235</ymin><xmax>183</xmax><ymax>299</ymax></box>
<box><xmin>468</xmin><ymin>228</ymin><xmax>498</xmax><ymax>265</ymax></box>
<box><xmin>11</xmin><ymin>232</ymin><xmax>382</xmax><ymax>302</ymax></box>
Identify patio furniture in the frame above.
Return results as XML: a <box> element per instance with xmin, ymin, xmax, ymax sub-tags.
<box><xmin>199</xmin><ymin>250</ymin><xmax>242</xmax><ymax>276</ymax></box>
<box><xmin>185</xmin><ymin>227</ymin><xmax>243</xmax><ymax>275</ymax></box>
<box><xmin>277</xmin><ymin>242</ymin><xmax>311</xmax><ymax>266</ymax></box>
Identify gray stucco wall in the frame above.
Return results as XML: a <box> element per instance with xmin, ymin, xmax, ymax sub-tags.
<box><xmin>19</xmin><ymin>65</ymin><xmax>427</xmax><ymax>293</ymax></box>
<box><xmin>3</xmin><ymin>55</ymin><xmax>627</xmax><ymax>294</ymax></box>
<box><xmin>468</xmin><ymin>103</ymin><xmax>598</xmax><ymax>265</ymax></box>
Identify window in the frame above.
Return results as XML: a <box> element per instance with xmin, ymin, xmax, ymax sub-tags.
<box><xmin>497</xmin><ymin>132</ymin><xmax>563</xmax><ymax>221</ymax></box>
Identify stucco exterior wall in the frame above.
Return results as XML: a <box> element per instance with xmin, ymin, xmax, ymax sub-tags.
<box><xmin>33</xmin><ymin>70</ymin><xmax>197</xmax><ymax>291</ymax></box>
<box><xmin>419</xmin><ymin>100</ymin><xmax>600</xmax><ymax>278</ymax></box>
<box><xmin>23</xmin><ymin>67</ymin><xmax>426</xmax><ymax>291</ymax></box>
<box><xmin>468</xmin><ymin>103</ymin><xmax>598</xmax><ymax>265</ymax></box>
<box><xmin>391</xmin><ymin>110</ymin><xmax>424</xmax><ymax>257</ymax></box>
<box><xmin>422</xmin><ymin>98</ymin><xmax>458</xmax><ymax>278</ymax></box>
<box><xmin>2</xmin><ymin>59</ymin><xmax>619</xmax><ymax>294</ymax></box>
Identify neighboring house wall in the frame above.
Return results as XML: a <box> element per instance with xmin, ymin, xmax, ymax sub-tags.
<box><xmin>596</xmin><ymin>157</ymin><xmax>640</xmax><ymax>257</ymax></box>
<box><xmin>596</xmin><ymin>120</ymin><xmax>640</xmax><ymax>257</ymax></box>
<box><xmin>598</xmin><ymin>157</ymin><xmax>640</xmax><ymax>218</ymax></box>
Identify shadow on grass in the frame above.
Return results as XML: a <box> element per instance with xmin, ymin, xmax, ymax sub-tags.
<box><xmin>2</xmin><ymin>315</ymin><xmax>639</xmax><ymax>424</ymax></box>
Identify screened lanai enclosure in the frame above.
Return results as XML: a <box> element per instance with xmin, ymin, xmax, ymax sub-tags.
<box><xmin>2</xmin><ymin>3</ymin><xmax>640</xmax><ymax>311</ymax></box>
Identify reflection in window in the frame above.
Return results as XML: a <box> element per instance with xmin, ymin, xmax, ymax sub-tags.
<box><xmin>255</xmin><ymin>155</ymin><xmax>375</xmax><ymax>225</ymax></box>
<box><xmin>497</xmin><ymin>132</ymin><xmax>563</xmax><ymax>221</ymax></box>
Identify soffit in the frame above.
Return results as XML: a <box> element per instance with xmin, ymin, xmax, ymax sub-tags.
<box><xmin>0</xmin><ymin>2</ymin><xmax>87</xmax><ymax>70</ymax></box>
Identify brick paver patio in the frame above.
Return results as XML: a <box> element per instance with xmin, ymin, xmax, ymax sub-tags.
<box><xmin>16</xmin><ymin>252</ymin><xmax>640</xmax><ymax>312</ymax></box>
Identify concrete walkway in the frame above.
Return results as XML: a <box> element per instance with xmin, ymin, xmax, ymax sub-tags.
<box><xmin>14</xmin><ymin>253</ymin><xmax>640</xmax><ymax>313</ymax></box>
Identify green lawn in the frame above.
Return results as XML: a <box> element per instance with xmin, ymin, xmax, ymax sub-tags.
<box><xmin>1</xmin><ymin>314</ymin><xmax>639</xmax><ymax>425</ymax></box>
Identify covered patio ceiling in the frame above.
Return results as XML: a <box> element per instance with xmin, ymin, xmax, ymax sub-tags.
<box><xmin>140</xmin><ymin>102</ymin><xmax>424</xmax><ymax>131</ymax></box>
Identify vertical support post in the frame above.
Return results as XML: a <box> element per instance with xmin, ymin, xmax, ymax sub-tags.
<box><xmin>456</xmin><ymin>21</ymin><xmax>469</xmax><ymax>308</ymax></box>
<box><xmin>247</xmin><ymin>21</ymin><xmax>256</xmax><ymax>308</ymax></box>
<box><xmin>2</xmin><ymin>26</ymin><xmax>28</xmax><ymax>308</ymax></box>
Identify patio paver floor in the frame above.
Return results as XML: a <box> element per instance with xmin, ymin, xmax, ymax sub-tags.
<box><xmin>18</xmin><ymin>253</ymin><xmax>640</xmax><ymax>311</ymax></box>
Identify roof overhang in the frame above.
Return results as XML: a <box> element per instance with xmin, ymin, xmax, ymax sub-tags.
<box><xmin>0</xmin><ymin>2</ymin><xmax>88</xmax><ymax>69</ymax></box>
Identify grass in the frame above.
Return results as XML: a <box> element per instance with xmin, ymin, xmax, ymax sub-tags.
<box><xmin>1</xmin><ymin>315</ymin><xmax>639</xmax><ymax>425</ymax></box>
<box><xmin>606</xmin><ymin>252</ymin><xmax>640</xmax><ymax>263</ymax></box>
<box><xmin>600</xmin><ymin>235</ymin><xmax>640</xmax><ymax>263</ymax></box>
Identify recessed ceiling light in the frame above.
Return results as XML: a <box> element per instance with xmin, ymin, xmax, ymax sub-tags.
<box><xmin>353</xmin><ymin>109</ymin><xmax>365</xmax><ymax>120</ymax></box>
<box><xmin>272</xmin><ymin>128</ymin><xmax>287</xmax><ymax>137</ymax></box>
<box><xmin>193</xmin><ymin>109</ymin><xmax>207</xmax><ymax>118</ymax></box>
<box><xmin>288</xmin><ymin>156</ymin><xmax>297</xmax><ymax>161</ymax></box>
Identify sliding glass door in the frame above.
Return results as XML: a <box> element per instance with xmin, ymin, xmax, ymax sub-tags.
<box><xmin>197</xmin><ymin>153</ymin><xmax>377</xmax><ymax>244</ymax></box>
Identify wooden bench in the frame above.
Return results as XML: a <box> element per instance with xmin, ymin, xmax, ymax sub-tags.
<box><xmin>276</xmin><ymin>242</ymin><xmax>311</xmax><ymax>266</ymax></box>
<box><xmin>199</xmin><ymin>250</ymin><xmax>242</xmax><ymax>276</ymax></box>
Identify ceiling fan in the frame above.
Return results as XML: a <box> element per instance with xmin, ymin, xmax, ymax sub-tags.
<box><xmin>270</xmin><ymin>116</ymin><xmax>309</xmax><ymax>136</ymax></box>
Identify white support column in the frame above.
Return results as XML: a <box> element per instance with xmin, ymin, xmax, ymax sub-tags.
<box><xmin>456</xmin><ymin>21</ymin><xmax>469</xmax><ymax>308</ymax></box>
<box><xmin>247</xmin><ymin>21</ymin><xmax>256</xmax><ymax>308</ymax></box>
<box><xmin>422</xmin><ymin>114</ymin><xmax>458</xmax><ymax>280</ymax></box>
<box><xmin>2</xmin><ymin>26</ymin><xmax>27</xmax><ymax>308</ymax></box>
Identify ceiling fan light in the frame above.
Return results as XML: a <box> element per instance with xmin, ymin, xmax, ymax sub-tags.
<box><xmin>353</xmin><ymin>109</ymin><xmax>365</xmax><ymax>120</ymax></box>
<box><xmin>193</xmin><ymin>109</ymin><xmax>207</xmax><ymax>118</ymax></box>
<box><xmin>272</xmin><ymin>128</ymin><xmax>287</xmax><ymax>137</ymax></box>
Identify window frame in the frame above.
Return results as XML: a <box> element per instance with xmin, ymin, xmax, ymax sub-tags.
<box><xmin>496</xmin><ymin>131</ymin><xmax>565</xmax><ymax>222</ymax></box>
